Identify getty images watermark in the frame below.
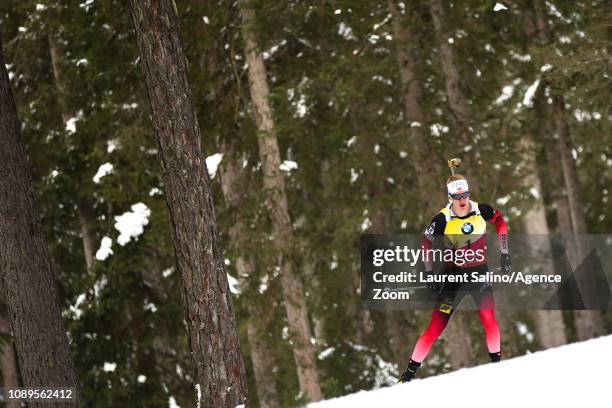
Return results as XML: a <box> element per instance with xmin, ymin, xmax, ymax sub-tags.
<box><xmin>361</xmin><ymin>234</ymin><xmax>612</xmax><ymax>310</ymax></box>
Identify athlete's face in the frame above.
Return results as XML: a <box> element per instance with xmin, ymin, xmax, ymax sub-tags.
<box><xmin>449</xmin><ymin>189</ymin><xmax>470</xmax><ymax>214</ymax></box>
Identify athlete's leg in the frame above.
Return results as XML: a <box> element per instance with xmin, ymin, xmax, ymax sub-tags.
<box><xmin>410</xmin><ymin>309</ymin><xmax>451</xmax><ymax>363</ymax></box>
<box><xmin>477</xmin><ymin>287</ymin><xmax>501</xmax><ymax>355</ymax></box>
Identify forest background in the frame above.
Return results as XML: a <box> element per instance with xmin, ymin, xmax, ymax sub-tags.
<box><xmin>0</xmin><ymin>0</ymin><xmax>610</xmax><ymax>407</ymax></box>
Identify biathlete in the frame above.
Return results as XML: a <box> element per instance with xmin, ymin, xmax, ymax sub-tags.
<box><xmin>399</xmin><ymin>173</ymin><xmax>512</xmax><ymax>382</ymax></box>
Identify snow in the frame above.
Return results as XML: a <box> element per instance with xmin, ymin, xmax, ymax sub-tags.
<box><xmin>540</xmin><ymin>64</ymin><xmax>553</xmax><ymax>73</ymax></box>
<box><xmin>227</xmin><ymin>274</ymin><xmax>241</xmax><ymax>295</ymax></box>
<box><xmin>372</xmin><ymin>75</ymin><xmax>392</xmax><ymax>86</ymax></box>
<box><xmin>430</xmin><ymin>123</ymin><xmax>449</xmax><ymax>136</ymax></box>
<box><xmin>93</xmin><ymin>276</ymin><xmax>107</xmax><ymax>297</ymax></box>
<box><xmin>149</xmin><ymin>187</ymin><xmax>162</xmax><ymax>196</ymax></box>
<box><xmin>263</xmin><ymin>40</ymin><xmax>287</xmax><ymax>60</ymax></box>
<box><xmin>493</xmin><ymin>3</ymin><xmax>508</xmax><ymax>12</ymax></box>
<box><xmin>522</xmin><ymin>79</ymin><xmax>540</xmax><ymax>108</ymax></box>
<box><xmin>137</xmin><ymin>375</ymin><xmax>146</xmax><ymax>383</ymax></box>
<box><xmin>279</xmin><ymin>160</ymin><xmax>298</xmax><ymax>172</ymax></box>
<box><xmin>495</xmin><ymin>85</ymin><xmax>514</xmax><ymax>105</ymax></box>
<box><xmin>107</xmin><ymin>139</ymin><xmax>120</xmax><ymax>153</ymax></box>
<box><xmin>338</xmin><ymin>23</ymin><xmax>356</xmax><ymax>40</ymax></box>
<box><xmin>294</xmin><ymin>94</ymin><xmax>307</xmax><ymax>117</ymax></box>
<box><xmin>93</xmin><ymin>162</ymin><xmax>114</xmax><ymax>183</ymax></box>
<box><xmin>205</xmin><ymin>153</ymin><xmax>223</xmax><ymax>179</ymax></box>
<box><xmin>350</xmin><ymin>168</ymin><xmax>359</xmax><ymax>183</ymax></box>
<box><xmin>35</xmin><ymin>4</ymin><xmax>46</xmax><ymax>11</ymax></box>
<box><xmin>103</xmin><ymin>362</ymin><xmax>117</xmax><ymax>372</ymax></box>
<box><xmin>114</xmin><ymin>203</ymin><xmax>151</xmax><ymax>246</ymax></box>
<box><xmin>195</xmin><ymin>384</ymin><xmax>202</xmax><ymax>408</ymax></box>
<box><xmin>144</xmin><ymin>302</ymin><xmax>158</xmax><ymax>313</ymax></box>
<box><xmin>69</xmin><ymin>293</ymin><xmax>87</xmax><ymax>319</ymax></box>
<box><xmin>65</xmin><ymin>117</ymin><xmax>79</xmax><ymax>134</ymax></box>
<box><xmin>360</xmin><ymin>217</ymin><xmax>372</xmax><ymax>232</ymax></box>
<box><xmin>169</xmin><ymin>396</ymin><xmax>180</xmax><ymax>408</ymax></box>
<box><xmin>76</xmin><ymin>58</ymin><xmax>89</xmax><ymax>67</ymax></box>
<box><xmin>95</xmin><ymin>236</ymin><xmax>113</xmax><ymax>261</ymax></box>
<box><xmin>319</xmin><ymin>347</ymin><xmax>336</xmax><ymax>360</ymax></box>
<box><xmin>79</xmin><ymin>0</ymin><xmax>94</xmax><ymax>11</ymax></box>
<box><xmin>308</xmin><ymin>335</ymin><xmax>612</xmax><ymax>408</ymax></box>
<box><xmin>496</xmin><ymin>195</ymin><xmax>511</xmax><ymax>205</ymax></box>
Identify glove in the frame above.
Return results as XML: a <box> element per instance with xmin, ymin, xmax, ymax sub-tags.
<box><xmin>501</xmin><ymin>253</ymin><xmax>512</xmax><ymax>273</ymax></box>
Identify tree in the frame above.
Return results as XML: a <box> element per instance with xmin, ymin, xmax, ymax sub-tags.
<box><xmin>0</xmin><ymin>43</ymin><xmax>82</xmax><ymax>407</ymax></box>
<box><xmin>239</xmin><ymin>0</ymin><xmax>322</xmax><ymax>402</ymax></box>
<box><xmin>129</xmin><ymin>1</ymin><xmax>248</xmax><ymax>406</ymax></box>
<box><xmin>219</xmin><ymin>147</ymin><xmax>281</xmax><ymax>408</ymax></box>
<box><xmin>526</xmin><ymin>0</ymin><xmax>605</xmax><ymax>340</ymax></box>
<box><xmin>0</xmin><ymin>312</ymin><xmax>20</xmax><ymax>408</ymax></box>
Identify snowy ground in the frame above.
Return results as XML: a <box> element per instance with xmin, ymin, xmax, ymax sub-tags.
<box><xmin>309</xmin><ymin>335</ymin><xmax>611</xmax><ymax>408</ymax></box>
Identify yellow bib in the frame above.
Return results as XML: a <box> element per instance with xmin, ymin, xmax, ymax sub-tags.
<box><xmin>440</xmin><ymin>201</ymin><xmax>487</xmax><ymax>249</ymax></box>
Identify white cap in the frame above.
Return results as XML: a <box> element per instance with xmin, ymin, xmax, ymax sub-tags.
<box><xmin>447</xmin><ymin>179</ymin><xmax>469</xmax><ymax>195</ymax></box>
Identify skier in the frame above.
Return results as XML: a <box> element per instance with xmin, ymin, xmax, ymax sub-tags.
<box><xmin>399</xmin><ymin>172</ymin><xmax>512</xmax><ymax>382</ymax></box>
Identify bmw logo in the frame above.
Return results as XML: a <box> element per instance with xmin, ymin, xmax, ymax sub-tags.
<box><xmin>461</xmin><ymin>222</ymin><xmax>474</xmax><ymax>234</ymax></box>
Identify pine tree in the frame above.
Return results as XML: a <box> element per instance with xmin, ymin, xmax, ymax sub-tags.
<box><xmin>0</xmin><ymin>42</ymin><xmax>82</xmax><ymax>408</ymax></box>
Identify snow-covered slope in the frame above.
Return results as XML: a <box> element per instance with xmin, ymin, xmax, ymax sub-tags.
<box><xmin>309</xmin><ymin>335</ymin><xmax>611</xmax><ymax>408</ymax></box>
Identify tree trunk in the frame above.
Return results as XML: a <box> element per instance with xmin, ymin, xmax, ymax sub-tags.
<box><xmin>76</xmin><ymin>206</ymin><xmax>96</xmax><ymax>271</ymax></box>
<box><xmin>48</xmin><ymin>34</ymin><xmax>97</xmax><ymax>271</ymax></box>
<box><xmin>551</xmin><ymin>100</ymin><xmax>604</xmax><ymax>340</ymax></box>
<box><xmin>388</xmin><ymin>0</ymin><xmax>444</xmax><ymax>217</ymax></box>
<box><xmin>428</xmin><ymin>0</ymin><xmax>470</xmax><ymax>140</ymax></box>
<box><xmin>385</xmin><ymin>312</ymin><xmax>411</xmax><ymax>366</ymax></box>
<box><xmin>529</xmin><ymin>1</ymin><xmax>605</xmax><ymax>341</ymax></box>
<box><xmin>390</xmin><ymin>0</ymin><xmax>475</xmax><ymax>368</ymax></box>
<box><xmin>519</xmin><ymin>140</ymin><xmax>568</xmax><ymax>349</ymax></box>
<box><xmin>0</xmin><ymin>45</ymin><xmax>82</xmax><ymax>408</ymax></box>
<box><xmin>239</xmin><ymin>0</ymin><xmax>322</xmax><ymax>402</ymax></box>
<box><xmin>219</xmin><ymin>150</ymin><xmax>281</xmax><ymax>408</ymax></box>
<box><xmin>441</xmin><ymin>312</ymin><xmax>474</xmax><ymax>369</ymax></box>
<box><xmin>129</xmin><ymin>1</ymin><xmax>248</xmax><ymax>406</ymax></box>
<box><xmin>0</xmin><ymin>315</ymin><xmax>20</xmax><ymax>408</ymax></box>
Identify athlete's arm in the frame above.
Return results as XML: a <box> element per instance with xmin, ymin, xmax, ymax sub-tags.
<box><xmin>478</xmin><ymin>203</ymin><xmax>509</xmax><ymax>253</ymax></box>
<box><xmin>421</xmin><ymin>213</ymin><xmax>446</xmax><ymax>271</ymax></box>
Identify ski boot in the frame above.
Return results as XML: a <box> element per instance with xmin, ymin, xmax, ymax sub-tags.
<box><xmin>398</xmin><ymin>359</ymin><xmax>421</xmax><ymax>383</ymax></box>
<box><xmin>489</xmin><ymin>351</ymin><xmax>501</xmax><ymax>363</ymax></box>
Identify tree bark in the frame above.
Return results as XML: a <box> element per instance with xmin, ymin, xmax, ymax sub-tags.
<box><xmin>388</xmin><ymin>0</ymin><xmax>444</xmax><ymax>217</ymax></box>
<box><xmin>440</xmin><ymin>312</ymin><xmax>474</xmax><ymax>369</ymax></box>
<box><xmin>129</xmin><ymin>1</ymin><xmax>248</xmax><ymax>406</ymax></box>
<box><xmin>0</xmin><ymin>315</ymin><xmax>20</xmax><ymax>408</ymax></box>
<box><xmin>519</xmin><ymin>139</ymin><xmax>568</xmax><ymax>349</ymax></box>
<box><xmin>219</xmin><ymin>150</ymin><xmax>281</xmax><ymax>408</ymax></box>
<box><xmin>239</xmin><ymin>0</ymin><xmax>322</xmax><ymax>402</ymax></box>
<box><xmin>428</xmin><ymin>0</ymin><xmax>470</xmax><ymax>140</ymax></box>
<box><xmin>0</xmin><ymin>45</ymin><xmax>82</xmax><ymax>407</ymax></box>
<box><xmin>528</xmin><ymin>1</ymin><xmax>605</xmax><ymax>340</ymax></box>
<box><xmin>551</xmin><ymin>100</ymin><xmax>604</xmax><ymax>340</ymax></box>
